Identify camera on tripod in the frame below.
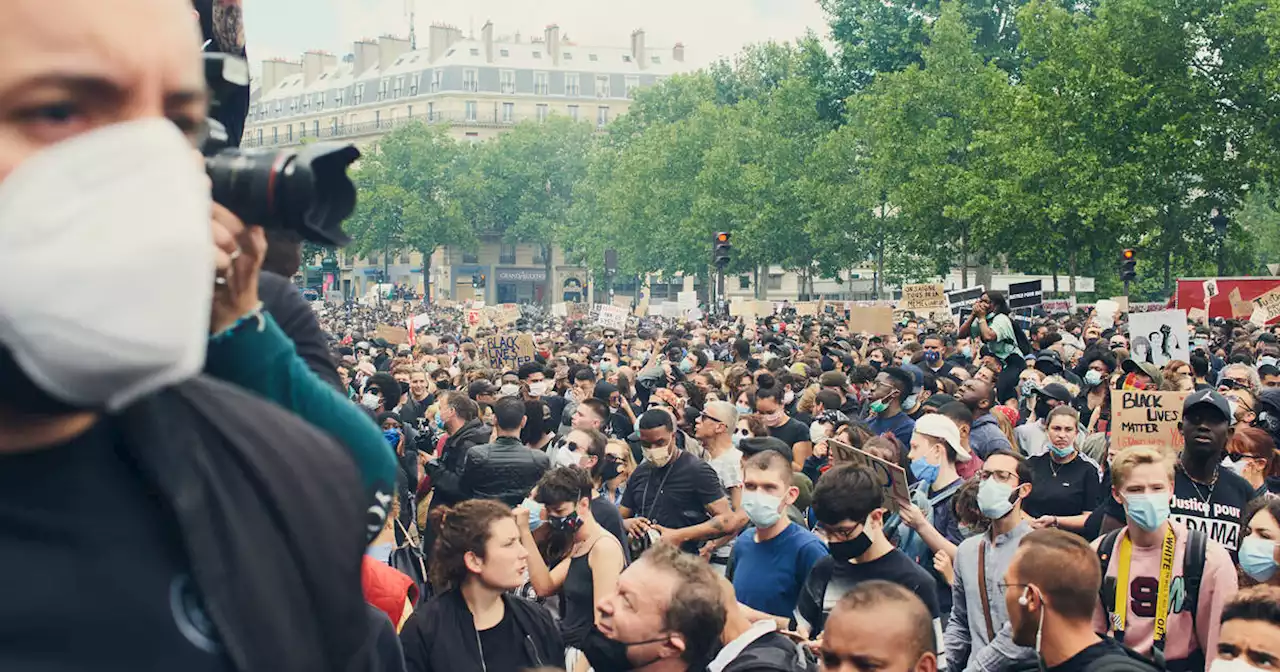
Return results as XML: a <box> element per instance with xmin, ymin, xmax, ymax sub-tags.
<box><xmin>201</xmin><ymin>53</ymin><xmax>360</xmax><ymax>246</ymax></box>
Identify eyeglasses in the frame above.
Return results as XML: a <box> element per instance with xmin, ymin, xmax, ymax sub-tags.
<box><xmin>977</xmin><ymin>468</ymin><xmax>1019</xmax><ymax>483</ymax></box>
<box><xmin>996</xmin><ymin>581</ymin><xmax>1028</xmax><ymax>593</ymax></box>
<box><xmin>818</xmin><ymin>525</ymin><xmax>864</xmax><ymax>543</ymax></box>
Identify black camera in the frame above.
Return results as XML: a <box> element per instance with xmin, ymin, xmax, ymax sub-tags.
<box><xmin>201</xmin><ymin>53</ymin><xmax>360</xmax><ymax>246</ymax></box>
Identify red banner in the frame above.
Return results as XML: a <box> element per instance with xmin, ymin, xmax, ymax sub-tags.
<box><xmin>1176</xmin><ymin>277</ymin><xmax>1280</xmax><ymax>323</ymax></box>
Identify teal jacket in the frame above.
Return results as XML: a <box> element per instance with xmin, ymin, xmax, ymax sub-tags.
<box><xmin>206</xmin><ymin>312</ymin><xmax>397</xmax><ymax>542</ymax></box>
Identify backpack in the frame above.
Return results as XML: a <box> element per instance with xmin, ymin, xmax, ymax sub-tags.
<box><xmin>1096</xmin><ymin>527</ymin><xmax>1207</xmax><ymax>666</ymax></box>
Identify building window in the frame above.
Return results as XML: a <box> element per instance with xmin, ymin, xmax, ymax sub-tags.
<box><xmin>394</xmin><ymin>77</ymin><xmax>404</xmax><ymax>98</ymax></box>
<box><xmin>315</xmin><ymin>93</ymin><xmax>325</xmax><ymax>110</ymax></box>
<box><xmin>256</xmin><ymin>128</ymin><xmax>263</xmax><ymax>145</ymax></box>
<box><xmin>313</xmin><ymin>120</ymin><xmax>320</xmax><ymax>136</ymax></box>
<box><xmin>299</xmin><ymin>122</ymin><xmax>305</xmax><ymax>138</ymax></box>
<box><xmin>335</xmin><ymin>89</ymin><xmax>344</xmax><ymax>105</ymax></box>
<box><xmin>400</xmin><ymin>253</ymin><xmax>411</xmax><ymax>264</ymax></box>
<box><xmin>331</xmin><ymin>118</ymin><xmax>339</xmax><ymax>134</ymax></box>
<box><xmin>368</xmin><ymin>253</ymin><xmax>379</xmax><ymax>265</ymax></box>
<box><xmin>533</xmin><ymin>246</ymin><xmax>547</xmax><ymax>265</ymax></box>
<box><xmin>500</xmin><ymin>49</ymin><xmax>510</xmax><ymax>57</ymax></box>
<box><xmin>354</xmin><ymin>83</ymin><xmax>365</xmax><ymax>104</ymax></box>
<box><xmin>409</xmin><ymin>77</ymin><xmax>418</xmax><ymax>95</ymax></box>
<box><xmin>463</xmin><ymin>69</ymin><xmax>478</xmax><ymax>92</ymax></box>
<box><xmin>596</xmin><ymin>75</ymin><xmax>610</xmax><ymax>98</ymax></box>
<box><xmin>430</xmin><ymin>70</ymin><xmax>441</xmax><ymax>93</ymax></box>
<box><xmin>568</xmin><ymin>104</ymin><xmax>579</xmax><ymax>121</ymax></box>
<box><xmin>375</xmin><ymin>110</ymin><xmax>381</xmax><ymax>127</ymax></box>
<box><xmin>427</xmin><ymin>102</ymin><xmax>435</xmax><ymax>121</ymax></box>
<box><xmin>597</xmin><ymin>106</ymin><xmax>609</xmax><ymax>127</ymax></box>
<box><xmin>625</xmin><ymin>75</ymin><xmax>640</xmax><ymax>98</ymax></box>
<box><xmin>502</xmin><ymin>102</ymin><xmax>514</xmax><ymax>123</ymax></box>
<box><xmin>565</xmin><ymin>73</ymin><xmax>581</xmax><ymax>96</ymax></box>
<box><xmin>287</xmin><ymin>125</ymin><xmax>293</xmax><ymax>141</ymax></box>
<box><xmin>301</xmin><ymin>96</ymin><xmax>309</xmax><ymax>111</ymax></box>
<box><xmin>500</xmin><ymin>70</ymin><xmax>516</xmax><ymax>94</ymax></box>
<box><xmin>564</xmin><ymin>52</ymin><xmax>574</xmax><ymax>60</ymax></box>
<box><xmin>463</xmin><ymin>250</ymin><xmax>479</xmax><ymax>264</ymax></box>
<box><xmin>536</xmin><ymin>104</ymin><xmax>548</xmax><ymax>122</ymax></box>
<box><xmin>767</xmin><ymin>275</ymin><xmax>783</xmax><ymax>291</ymax></box>
<box><xmin>738</xmin><ymin>276</ymin><xmax>751</xmax><ymax>290</ymax></box>
<box><xmin>289</xmin><ymin>97</ymin><xmax>297</xmax><ymax>112</ymax></box>
<box><xmin>651</xmin><ymin>56</ymin><xmax>661</xmax><ymax>64</ymax></box>
<box><xmin>534</xmin><ymin>72</ymin><xmax>549</xmax><ymax>96</ymax></box>
<box><xmin>465</xmin><ymin>101</ymin><xmax>478</xmax><ymax>121</ymax></box>
<box><xmin>379</xmin><ymin>79</ymin><xmax>389</xmax><ymax>100</ymax></box>
<box><xmin>275</xmin><ymin>101</ymin><xmax>283</xmax><ymax>114</ymax></box>
<box><xmin>499</xmin><ymin>244</ymin><xmax>516</xmax><ymax>264</ymax></box>
<box><xmin>532</xmin><ymin>50</ymin><xmax>542</xmax><ymax>59</ymax></box>
<box><xmin>622</xmin><ymin>55</ymin><xmax>632</xmax><ymax>63</ymax></box>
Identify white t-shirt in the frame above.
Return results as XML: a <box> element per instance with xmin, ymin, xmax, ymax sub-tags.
<box><xmin>705</xmin><ymin>447</ymin><xmax>743</xmax><ymax>561</ymax></box>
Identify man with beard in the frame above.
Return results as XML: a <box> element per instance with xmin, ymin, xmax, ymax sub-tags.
<box><xmin>1172</xmin><ymin>390</ymin><xmax>1254</xmax><ymax>555</ymax></box>
<box><xmin>958</xmin><ymin>378</ymin><xmax>1014</xmax><ymax>459</ymax></box>
<box><xmin>1004</xmin><ymin>530</ymin><xmax>1158</xmax><ymax>672</ymax></box>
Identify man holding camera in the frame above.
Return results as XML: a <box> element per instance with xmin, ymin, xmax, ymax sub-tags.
<box><xmin>0</xmin><ymin>1</ymin><xmax>378</xmax><ymax>669</ymax></box>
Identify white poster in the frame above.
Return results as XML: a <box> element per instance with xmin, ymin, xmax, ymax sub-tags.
<box><xmin>1128</xmin><ymin>309</ymin><xmax>1191</xmax><ymax>367</ymax></box>
<box><xmin>596</xmin><ymin>304</ymin><xmax>628</xmax><ymax>331</ymax></box>
<box><xmin>677</xmin><ymin>291</ymin><xmax>698</xmax><ymax>312</ymax></box>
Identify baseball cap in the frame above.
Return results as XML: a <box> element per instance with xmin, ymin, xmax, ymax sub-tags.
<box><xmin>899</xmin><ymin>363</ymin><xmax>925</xmax><ymax>395</ymax></box>
<box><xmin>913</xmin><ymin>413</ymin><xmax>971</xmax><ymax>462</ymax></box>
<box><xmin>467</xmin><ymin>380</ymin><xmax>497</xmax><ymax>399</ymax></box>
<box><xmin>819</xmin><ymin>371</ymin><xmax>848</xmax><ymax>389</ymax></box>
<box><xmin>1183</xmin><ymin>389</ymin><xmax>1232</xmax><ymax>423</ymax></box>
<box><xmin>1122</xmin><ymin>358</ymin><xmax>1165</xmax><ymax>389</ymax></box>
<box><xmin>738</xmin><ymin>436</ymin><xmax>793</xmax><ymax>464</ymax></box>
<box><xmin>1035</xmin><ymin>382</ymin><xmax>1073</xmax><ymax>403</ymax></box>
<box><xmin>1034</xmin><ymin>350</ymin><xmax>1064</xmax><ymax>375</ymax></box>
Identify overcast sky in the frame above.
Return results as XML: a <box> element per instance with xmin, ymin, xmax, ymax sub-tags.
<box><xmin>244</xmin><ymin>0</ymin><xmax>830</xmax><ymax>71</ymax></box>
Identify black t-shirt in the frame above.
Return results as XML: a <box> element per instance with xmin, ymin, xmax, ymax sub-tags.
<box><xmin>1171</xmin><ymin>464</ymin><xmax>1253</xmax><ymax>555</ymax></box>
<box><xmin>0</xmin><ymin>421</ymin><xmax>233</xmax><ymax>670</ymax></box>
<box><xmin>1024</xmin><ymin>453</ymin><xmax>1105</xmax><ymax>519</ymax></box>
<box><xmin>590</xmin><ymin>497</ymin><xmax>629</xmax><ymax>563</ymax></box>
<box><xmin>478</xmin><ymin>609</ymin><xmax>533</xmax><ymax>672</ymax></box>
<box><xmin>1049</xmin><ymin>637</ymin><xmax>1131</xmax><ymax>672</ymax></box>
<box><xmin>620</xmin><ymin>451</ymin><xmax>725</xmax><ymax>553</ymax></box>
<box><xmin>768</xmin><ymin>418</ymin><xmax>810</xmax><ymax>450</ymax></box>
<box><xmin>797</xmin><ymin>549</ymin><xmax>940</xmax><ymax>637</ymax></box>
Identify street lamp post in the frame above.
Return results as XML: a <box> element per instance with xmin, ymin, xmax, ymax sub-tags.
<box><xmin>1210</xmin><ymin>208</ymin><xmax>1229</xmax><ymax>277</ymax></box>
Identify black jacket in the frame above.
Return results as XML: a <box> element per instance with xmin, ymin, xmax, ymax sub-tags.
<box><xmin>425</xmin><ymin>419</ymin><xmax>490</xmax><ymax>509</ymax></box>
<box><xmin>117</xmin><ymin>375</ymin><xmax>370</xmax><ymax>672</ymax></box>
<box><xmin>459</xmin><ymin>436</ymin><xmax>550</xmax><ymax>507</ymax></box>
<box><xmin>400</xmin><ymin>589</ymin><xmax>564</xmax><ymax>672</ymax></box>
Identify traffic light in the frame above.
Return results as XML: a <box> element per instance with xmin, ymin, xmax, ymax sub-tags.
<box><xmin>713</xmin><ymin>232</ymin><xmax>732</xmax><ymax>267</ymax></box>
<box><xmin>471</xmin><ymin>273</ymin><xmax>486</xmax><ymax>289</ymax></box>
<box><xmin>478</xmin><ymin>274</ymin><xmax>486</xmax><ymax>288</ymax></box>
<box><xmin>1120</xmin><ymin>249</ymin><xmax>1137</xmax><ymax>283</ymax></box>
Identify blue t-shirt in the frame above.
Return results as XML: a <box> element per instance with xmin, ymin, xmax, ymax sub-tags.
<box><xmin>727</xmin><ymin>522</ymin><xmax>828</xmax><ymax>619</ymax></box>
<box><xmin>867</xmin><ymin>412</ymin><xmax>915</xmax><ymax>454</ymax></box>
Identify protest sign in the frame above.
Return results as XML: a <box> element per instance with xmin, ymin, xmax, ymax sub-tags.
<box><xmin>849</xmin><ymin>306</ymin><xmax>895</xmax><ymax>335</ymax></box>
<box><xmin>407</xmin><ymin>312</ymin><xmax>431</xmax><ymax>330</ymax></box>
<box><xmin>596</xmin><ymin>304</ymin><xmax>628</xmax><ymax>331</ymax></box>
<box><xmin>1128</xmin><ymin>310</ymin><xmax>1190</xmax><ymax>367</ymax></box>
<box><xmin>830</xmin><ymin>441</ymin><xmax>910</xmax><ymax>512</ymax></box>
<box><xmin>1251</xmin><ymin>285</ymin><xmax>1280</xmax><ymax>323</ymax></box>
<box><xmin>465</xmin><ymin>309</ymin><xmax>482</xmax><ymax>327</ymax></box>
<box><xmin>1189</xmin><ymin>307</ymin><xmax>1207</xmax><ymax>324</ymax></box>
<box><xmin>324</xmin><ymin>290</ymin><xmax>344</xmax><ymax>306</ymax></box>
<box><xmin>481</xmin><ymin>332</ymin><xmax>536</xmax><ymax>371</ymax></box>
<box><xmin>390</xmin><ymin>302</ymin><xmax>404</xmax><ymax>314</ymax></box>
<box><xmin>551</xmin><ymin>303</ymin><xmax>567</xmax><ymax>317</ymax></box>
<box><xmin>900</xmin><ymin>284</ymin><xmax>947</xmax><ymax>311</ymax></box>
<box><xmin>1229</xmin><ymin>287</ymin><xmax>1254</xmax><ymax>319</ymax></box>
<box><xmin>566</xmin><ymin>303</ymin><xmax>588</xmax><ymax>322</ymax></box>
<box><xmin>613</xmin><ymin>295</ymin><xmax>633</xmax><ymax>311</ymax></box>
<box><xmin>1008</xmin><ymin>280</ymin><xmax>1043</xmax><ymax>309</ymax></box>
<box><xmin>491</xmin><ymin>303</ymin><xmax>521</xmax><ymax>327</ymax></box>
<box><xmin>1110</xmin><ymin>390</ymin><xmax>1189</xmax><ymax>453</ymax></box>
<box><xmin>947</xmin><ymin>285</ymin><xmax>986</xmax><ymax>316</ymax></box>
<box><xmin>794</xmin><ymin>301</ymin><xmax>819</xmax><ymax>316</ymax></box>
<box><xmin>375</xmin><ymin>325</ymin><xmax>409</xmax><ymax>345</ymax></box>
<box><xmin>1111</xmin><ymin>296</ymin><xmax>1130</xmax><ymax>313</ymax></box>
<box><xmin>677</xmin><ymin>291</ymin><xmax>698</xmax><ymax>312</ymax></box>
<box><xmin>1042</xmin><ymin>298</ymin><xmax>1075</xmax><ymax>313</ymax></box>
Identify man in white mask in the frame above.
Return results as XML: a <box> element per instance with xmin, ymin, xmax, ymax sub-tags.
<box><xmin>0</xmin><ymin>1</ymin><xmax>378</xmax><ymax>669</ymax></box>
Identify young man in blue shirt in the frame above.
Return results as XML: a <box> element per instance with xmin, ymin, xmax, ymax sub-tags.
<box><xmin>727</xmin><ymin>449</ymin><xmax>828</xmax><ymax>627</ymax></box>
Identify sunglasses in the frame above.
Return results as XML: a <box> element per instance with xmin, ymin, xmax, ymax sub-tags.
<box><xmin>1220</xmin><ymin>379</ymin><xmax>1246</xmax><ymax>391</ymax></box>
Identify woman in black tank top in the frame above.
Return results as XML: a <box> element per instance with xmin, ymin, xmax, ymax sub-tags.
<box><xmin>517</xmin><ymin>467</ymin><xmax>626</xmax><ymax>654</ymax></box>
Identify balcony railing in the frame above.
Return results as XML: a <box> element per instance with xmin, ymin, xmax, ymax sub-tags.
<box><xmin>241</xmin><ymin>112</ymin><xmax>591</xmax><ymax>148</ymax></box>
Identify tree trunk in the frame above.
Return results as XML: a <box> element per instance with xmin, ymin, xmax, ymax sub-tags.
<box><xmin>875</xmin><ymin>239</ymin><xmax>885</xmax><ymax>300</ymax></box>
<box><xmin>543</xmin><ymin>243</ymin><xmax>554</xmax><ymax>306</ymax></box>
<box><xmin>1052</xmin><ymin>267</ymin><xmax>1059</xmax><ymax>296</ymax></box>
<box><xmin>1068</xmin><ymin>248</ymin><xmax>1078</xmax><ymax>303</ymax></box>
<box><xmin>422</xmin><ymin>247</ymin><xmax>433</xmax><ymax>305</ymax></box>
<box><xmin>961</xmin><ymin>230</ymin><xmax>969</xmax><ymax>288</ymax></box>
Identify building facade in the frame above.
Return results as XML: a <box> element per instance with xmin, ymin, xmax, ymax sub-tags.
<box><xmin>248</xmin><ymin>22</ymin><xmax>686</xmax><ymax>300</ymax></box>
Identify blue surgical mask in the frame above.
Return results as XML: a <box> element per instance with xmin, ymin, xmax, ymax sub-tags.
<box><xmin>1239</xmin><ymin>535</ymin><xmax>1279</xmax><ymax>582</ymax></box>
<box><xmin>1084</xmin><ymin>369</ymin><xmax>1103</xmax><ymax>387</ymax></box>
<box><xmin>1050</xmin><ymin>443</ymin><xmax>1074</xmax><ymax>459</ymax></box>
<box><xmin>910</xmin><ymin>457</ymin><xmax>939</xmax><ymax>486</ymax></box>
<box><xmin>522</xmin><ymin>497</ymin><xmax>544</xmax><ymax>531</ymax></box>
<box><xmin>960</xmin><ymin>346</ymin><xmax>973</xmax><ymax>360</ymax></box>
<box><xmin>1123</xmin><ymin>493</ymin><xmax>1171</xmax><ymax>532</ymax></box>
<box><xmin>679</xmin><ymin>359</ymin><xmax>694</xmax><ymax>374</ymax></box>
<box><xmin>731</xmin><ymin>433</ymin><xmax>742</xmax><ymax>448</ymax></box>
<box><xmin>977</xmin><ymin>479</ymin><xmax>1018</xmax><ymax>519</ymax></box>
<box><xmin>736</xmin><ymin>404</ymin><xmax>752</xmax><ymax>415</ymax></box>
<box><xmin>741</xmin><ymin>491</ymin><xmax>784</xmax><ymax>528</ymax></box>
<box><xmin>434</xmin><ymin>412</ymin><xmax>445</xmax><ymax>431</ymax></box>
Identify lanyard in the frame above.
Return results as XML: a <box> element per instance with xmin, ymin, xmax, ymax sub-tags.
<box><xmin>1112</xmin><ymin>525</ymin><xmax>1177</xmax><ymax>648</ymax></box>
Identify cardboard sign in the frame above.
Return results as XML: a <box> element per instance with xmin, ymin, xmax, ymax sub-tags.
<box><xmin>407</xmin><ymin>312</ymin><xmax>431</xmax><ymax>329</ymax></box>
<box><xmin>1043</xmin><ymin>298</ymin><xmax>1075</xmax><ymax>313</ymax></box>
<box><xmin>1229</xmin><ymin>287</ymin><xmax>1254</xmax><ymax>319</ymax></box>
<box><xmin>1111</xmin><ymin>390</ymin><xmax>1190</xmax><ymax>453</ymax></box>
<box><xmin>596</xmin><ymin>304</ymin><xmax>628</xmax><ymax>331</ymax></box>
<box><xmin>1203</xmin><ymin>279</ymin><xmax>1220</xmax><ymax>300</ymax></box>
<box><xmin>794</xmin><ymin>301</ymin><xmax>820</xmax><ymax>317</ymax></box>
<box><xmin>677</xmin><ymin>291</ymin><xmax>698</xmax><ymax>312</ymax></box>
<box><xmin>1252</xmin><ymin>285</ymin><xmax>1280</xmax><ymax>323</ymax></box>
<box><xmin>481</xmin><ymin>332</ymin><xmax>536</xmax><ymax>371</ymax></box>
<box><xmin>1189</xmin><ymin>307</ymin><xmax>1207</xmax><ymax>324</ymax></box>
<box><xmin>1111</xmin><ymin>296</ymin><xmax>1130</xmax><ymax>314</ymax></box>
<box><xmin>1008</xmin><ymin>280</ymin><xmax>1043</xmax><ymax>309</ymax></box>
<box><xmin>465</xmin><ymin>309</ymin><xmax>482</xmax><ymax>327</ymax></box>
<box><xmin>947</xmin><ymin>285</ymin><xmax>986</xmax><ymax>316</ymax></box>
<box><xmin>375</xmin><ymin>325</ymin><xmax>409</xmax><ymax>345</ymax></box>
<box><xmin>613</xmin><ymin>296</ymin><xmax>633</xmax><ymax>311</ymax></box>
<box><xmin>849</xmin><ymin>306</ymin><xmax>895</xmax><ymax>335</ymax></box>
<box><xmin>551</xmin><ymin>302</ymin><xmax>567</xmax><ymax>317</ymax></box>
<box><xmin>1128</xmin><ymin>310</ymin><xmax>1190</xmax><ymax>367</ymax></box>
<box><xmin>830</xmin><ymin>441</ymin><xmax>911</xmax><ymax>512</ymax></box>
<box><xmin>900</xmin><ymin>284</ymin><xmax>947</xmax><ymax>311</ymax></box>
<box><xmin>390</xmin><ymin>302</ymin><xmax>405</xmax><ymax>314</ymax></box>
<box><xmin>489</xmin><ymin>304</ymin><xmax>520</xmax><ymax>327</ymax></box>
<box><xmin>566</xmin><ymin>303</ymin><xmax>589</xmax><ymax>322</ymax></box>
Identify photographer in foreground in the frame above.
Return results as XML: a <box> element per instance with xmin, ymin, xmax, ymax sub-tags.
<box><xmin>0</xmin><ymin>0</ymin><xmax>384</xmax><ymax>669</ymax></box>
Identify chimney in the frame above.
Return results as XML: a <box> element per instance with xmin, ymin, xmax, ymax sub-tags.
<box><xmin>303</xmin><ymin>51</ymin><xmax>336</xmax><ymax>87</ymax></box>
<box><xmin>429</xmin><ymin>24</ymin><xmax>464</xmax><ymax>62</ymax></box>
<box><xmin>631</xmin><ymin>29</ymin><xmax>647</xmax><ymax>70</ymax></box>
<box><xmin>378</xmin><ymin>35</ymin><xmax>411</xmax><ymax>69</ymax></box>
<box><xmin>260</xmin><ymin>58</ymin><xmax>302</xmax><ymax>93</ymax></box>
<box><xmin>545</xmin><ymin>24</ymin><xmax>561</xmax><ymax>65</ymax></box>
<box><xmin>482</xmin><ymin>21</ymin><xmax>494</xmax><ymax>63</ymax></box>
<box><xmin>672</xmin><ymin>42</ymin><xmax>685</xmax><ymax>63</ymax></box>
<box><xmin>353</xmin><ymin>39</ymin><xmax>379</xmax><ymax>75</ymax></box>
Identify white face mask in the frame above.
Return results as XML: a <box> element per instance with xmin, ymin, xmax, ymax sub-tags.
<box><xmin>0</xmin><ymin>120</ymin><xmax>213</xmax><ymax>411</ymax></box>
<box><xmin>810</xmin><ymin>422</ymin><xmax>830</xmax><ymax>443</ymax></box>
<box><xmin>499</xmin><ymin>383</ymin><xmax>520</xmax><ymax>397</ymax></box>
<box><xmin>529</xmin><ymin>381</ymin><xmax>549</xmax><ymax>397</ymax></box>
<box><xmin>1210</xmin><ymin>658</ymin><xmax>1268</xmax><ymax>672</ymax></box>
<box><xmin>361</xmin><ymin>392</ymin><xmax>381</xmax><ymax>410</ymax></box>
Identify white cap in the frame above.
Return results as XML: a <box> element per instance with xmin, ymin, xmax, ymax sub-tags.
<box><xmin>914</xmin><ymin>414</ymin><xmax>972</xmax><ymax>462</ymax></box>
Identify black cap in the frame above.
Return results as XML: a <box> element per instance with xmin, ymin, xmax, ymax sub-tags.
<box><xmin>739</xmin><ymin>436</ymin><xmax>793</xmax><ymax>463</ymax></box>
<box><xmin>1036</xmin><ymin>382</ymin><xmax>1073</xmax><ymax>403</ymax></box>
<box><xmin>467</xmin><ymin>380</ymin><xmax>497</xmax><ymax>399</ymax></box>
<box><xmin>1034</xmin><ymin>350</ymin><xmax>1064</xmax><ymax>374</ymax></box>
<box><xmin>1183</xmin><ymin>389</ymin><xmax>1232</xmax><ymax>423</ymax></box>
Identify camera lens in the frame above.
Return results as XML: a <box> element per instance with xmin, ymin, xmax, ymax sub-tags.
<box><xmin>205</xmin><ymin>142</ymin><xmax>360</xmax><ymax>246</ymax></box>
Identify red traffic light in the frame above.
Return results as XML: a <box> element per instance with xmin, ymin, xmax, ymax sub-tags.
<box><xmin>1122</xmin><ymin>248</ymin><xmax>1135</xmax><ymax>260</ymax></box>
<box><xmin>716</xmin><ymin>232</ymin><xmax>730</xmax><ymax>243</ymax></box>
